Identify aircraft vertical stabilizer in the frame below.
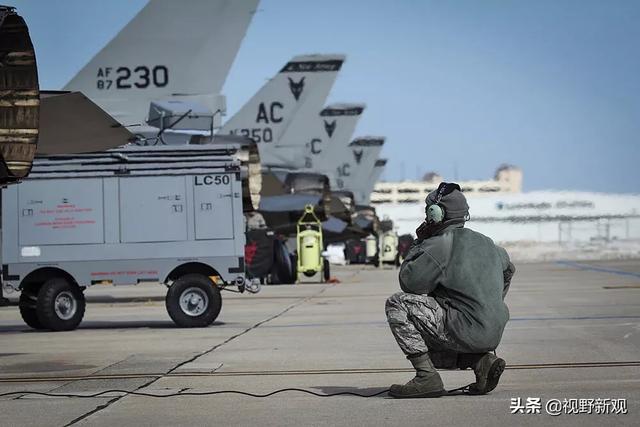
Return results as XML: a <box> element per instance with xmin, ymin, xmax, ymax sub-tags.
<box><xmin>346</xmin><ymin>138</ymin><xmax>385</xmax><ymax>203</ymax></box>
<box><xmin>222</xmin><ymin>54</ymin><xmax>345</xmax><ymax>167</ymax></box>
<box><xmin>302</xmin><ymin>103</ymin><xmax>365</xmax><ymax>174</ymax></box>
<box><xmin>64</xmin><ymin>0</ymin><xmax>259</xmax><ymax>127</ymax></box>
<box><xmin>266</xmin><ymin>78</ymin><xmax>349</xmax><ymax>168</ymax></box>
<box><xmin>360</xmin><ymin>158</ymin><xmax>387</xmax><ymax>204</ymax></box>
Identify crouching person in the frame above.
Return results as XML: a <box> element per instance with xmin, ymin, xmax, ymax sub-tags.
<box><xmin>386</xmin><ymin>182</ymin><xmax>515</xmax><ymax>398</ymax></box>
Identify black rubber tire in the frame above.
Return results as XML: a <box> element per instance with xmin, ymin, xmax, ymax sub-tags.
<box><xmin>36</xmin><ymin>278</ymin><xmax>85</xmax><ymax>331</ymax></box>
<box><xmin>19</xmin><ymin>284</ymin><xmax>44</xmax><ymax>330</ymax></box>
<box><xmin>166</xmin><ymin>274</ymin><xmax>221</xmax><ymax>327</ymax></box>
<box><xmin>290</xmin><ymin>253</ymin><xmax>298</xmax><ymax>284</ymax></box>
<box><xmin>323</xmin><ymin>258</ymin><xmax>331</xmax><ymax>282</ymax></box>
<box><xmin>271</xmin><ymin>240</ymin><xmax>294</xmax><ymax>284</ymax></box>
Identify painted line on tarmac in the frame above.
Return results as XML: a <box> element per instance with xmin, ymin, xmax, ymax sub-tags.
<box><xmin>175</xmin><ymin>361</ymin><xmax>640</xmax><ymax>377</ymax></box>
<box><xmin>510</xmin><ymin>314</ymin><xmax>640</xmax><ymax>321</ymax></box>
<box><xmin>556</xmin><ymin>260</ymin><xmax>640</xmax><ymax>280</ymax></box>
<box><xmin>2</xmin><ymin>361</ymin><xmax>639</xmax><ymax>383</ymax></box>
<box><xmin>602</xmin><ymin>285</ymin><xmax>640</xmax><ymax>289</ymax></box>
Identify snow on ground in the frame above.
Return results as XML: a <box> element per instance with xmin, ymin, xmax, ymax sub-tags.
<box><xmin>374</xmin><ymin>191</ymin><xmax>640</xmax><ymax>262</ymax></box>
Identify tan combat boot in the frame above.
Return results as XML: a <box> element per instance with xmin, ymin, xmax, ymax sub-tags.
<box><xmin>468</xmin><ymin>353</ymin><xmax>506</xmax><ymax>395</ymax></box>
<box><xmin>389</xmin><ymin>353</ymin><xmax>446</xmax><ymax>398</ymax></box>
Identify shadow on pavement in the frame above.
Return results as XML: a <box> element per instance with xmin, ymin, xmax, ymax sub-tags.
<box><xmin>85</xmin><ymin>295</ymin><xmax>166</xmax><ymax>303</ymax></box>
<box><xmin>0</xmin><ymin>320</ymin><xmax>233</xmax><ymax>333</ymax></box>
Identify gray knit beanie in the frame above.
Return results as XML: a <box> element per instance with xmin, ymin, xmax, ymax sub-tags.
<box><xmin>425</xmin><ymin>184</ymin><xmax>469</xmax><ymax>221</ymax></box>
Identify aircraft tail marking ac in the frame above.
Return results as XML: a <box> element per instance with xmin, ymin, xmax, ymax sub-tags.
<box><xmin>222</xmin><ymin>54</ymin><xmax>345</xmax><ymax>167</ymax></box>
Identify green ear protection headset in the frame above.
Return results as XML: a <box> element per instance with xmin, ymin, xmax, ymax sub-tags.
<box><xmin>425</xmin><ymin>182</ymin><xmax>461</xmax><ymax>224</ymax></box>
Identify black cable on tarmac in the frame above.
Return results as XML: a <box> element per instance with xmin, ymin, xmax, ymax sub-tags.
<box><xmin>0</xmin><ymin>388</ymin><xmax>391</xmax><ymax>399</ymax></box>
<box><xmin>0</xmin><ymin>384</ymin><xmax>479</xmax><ymax>399</ymax></box>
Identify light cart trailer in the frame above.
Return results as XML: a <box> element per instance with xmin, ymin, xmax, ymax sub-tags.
<box><xmin>1</xmin><ymin>145</ymin><xmax>258</xmax><ymax>331</ymax></box>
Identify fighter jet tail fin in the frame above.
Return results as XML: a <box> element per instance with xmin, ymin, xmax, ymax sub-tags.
<box><xmin>361</xmin><ymin>158</ymin><xmax>388</xmax><ymax>204</ymax></box>
<box><xmin>309</xmin><ymin>103</ymin><xmax>365</xmax><ymax>173</ymax></box>
<box><xmin>64</xmin><ymin>0</ymin><xmax>259</xmax><ymax>127</ymax></box>
<box><xmin>345</xmin><ymin>137</ymin><xmax>386</xmax><ymax>204</ymax></box>
<box><xmin>221</xmin><ymin>54</ymin><xmax>345</xmax><ymax>167</ymax></box>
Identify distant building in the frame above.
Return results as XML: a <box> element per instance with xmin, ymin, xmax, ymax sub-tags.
<box><xmin>370</xmin><ymin>165</ymin><xmax>522</xmax><ymax>204</ymax></box>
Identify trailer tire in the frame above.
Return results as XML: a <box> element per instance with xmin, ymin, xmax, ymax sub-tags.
<box><xmin>166</xmin><ymin>274</ymin><xmax>221</xmax><ymax>328</ymax></box>
<box><xmin>36</xmin><ymin>278</ymin><xmax>85</xmax><ymax>331</ymax></box>
<box><xmin>271</xmin><ymin>240</ymin><xmax>294</xmax><ymax>284</ymax></box>
<box><xmin>323</xmin><ymin>258</ymin><xmax>331</xmax><ymax>282</ymax></box>
<box><xmin>19</xmin><ymin>285</ymin><xmax>44</xmax><ymax>330</ymax></box>
<box><xmin>290</xmin><ymin>254</ymin><xmax>298</xmax><ymax>284</ymax></box>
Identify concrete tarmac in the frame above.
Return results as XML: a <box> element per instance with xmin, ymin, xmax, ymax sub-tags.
<box><xmin>0</xmin><ymin>260</ymin><xmax>639</xmax><ymax>426</ymax></box>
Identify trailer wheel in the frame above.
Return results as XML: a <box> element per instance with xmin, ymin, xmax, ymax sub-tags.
<box><xmin>36</xmin><ymin>278</ymin><xmax>85</xmax><ymax>331</ymax></box>
<box><xmin>290</xmin><ymin>254</ymin><xmax>298</xmax><ymax>283</ymax></box>
<box><xmin>271</xmin><ymin>240</ymin><xmax>294</xmax><ymax>284</ymax></box>
<box><xmin>323</xmin><ymin>258</ymin><xmax>331</xmax><ymax>282</ymax></box>
<box><xmin>166</xmin><ymin>274</ymin><xmax>221</xmax><ymax>327</ymax></box>
<box><xmin>19</xmin><ymin>285</ymin><xmax>44</xmax><ymax>329</ymax></box>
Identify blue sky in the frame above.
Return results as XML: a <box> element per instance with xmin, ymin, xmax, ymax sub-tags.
<box><xmin>13</xmin><ymin>0</ymin><xmax>640</xmax><ymax>192</ymax></box>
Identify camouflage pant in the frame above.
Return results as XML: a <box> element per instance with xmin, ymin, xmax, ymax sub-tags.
<box><xmin>385</xmin><ymin>292</ymin><xmax>463</xmax><ymax>367</ymax></box>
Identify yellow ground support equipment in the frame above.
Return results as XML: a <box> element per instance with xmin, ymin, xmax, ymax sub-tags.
<box><xmin>365</xmin><ymin>234</ymin><xmax>378</xmax><ymax>265</ymax></box>
<box><xmin>296</xmin><ymin>205</ymin><xmax>330</xmax><ymax>282</ymax></box>
<box><xmin>379</xmin><ymin>231</ymin><xmax>400</xmax><ymax>267</ymax></box>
